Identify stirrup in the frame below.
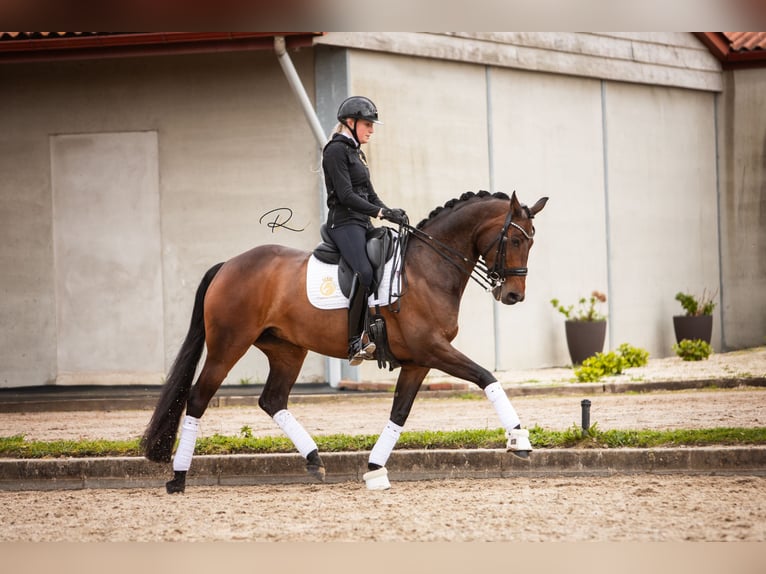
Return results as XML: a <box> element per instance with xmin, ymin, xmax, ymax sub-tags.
<box><xmin>349</xmin><ymin>340</ymin><xmax>376</xmax><ymax>366</ymax></box>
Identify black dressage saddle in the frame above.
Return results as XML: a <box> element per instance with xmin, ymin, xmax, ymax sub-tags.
<box><xmin>312</xmin><ymin>224</ymin><xmax>396</xmax><ymax>298</ymax></box>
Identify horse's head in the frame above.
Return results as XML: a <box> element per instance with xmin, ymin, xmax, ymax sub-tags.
<box><xmin>482</xmin><ymin>191</ymin><xmax>548</xmax><ymax>305</ymax></box>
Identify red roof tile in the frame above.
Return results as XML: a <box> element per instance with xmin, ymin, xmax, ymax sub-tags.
<box><xmin>695</xmin><ymin>32</ymin><xmax>766</xmax><ymax>68</ymax></box>
<box><xmin>723</xmin><ymin>32</ymin><xmax>766</xmax><ymax>51</ymax></box>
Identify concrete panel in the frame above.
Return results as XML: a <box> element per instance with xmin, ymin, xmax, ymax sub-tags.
<box><xmin>0</xmin><ymin>136</ymin><xmax>57</xmax><ymax>387</ymax></box>
<box><xmin>605</xmin><ymin>83</ymin><xmax>720</xmax><ymax>357</ymax></box>
<box><xmin>51</xmin><ymin>132</ymin><xmax>164</xmax><ymax>382</ymax></box>
<box><xmin>344</xmin><ymin>50</ymin><xmax>494</xmax><ymax>380</ymax></box>
<box><xmin>490</xmin><ymin>69</ymin><xmax>608</xmax><ymax>369</ymax></box>
<box><xmin>717</xmin><ymin>69</ymin><xmax>766</xmax><ymax>350</ymax></box>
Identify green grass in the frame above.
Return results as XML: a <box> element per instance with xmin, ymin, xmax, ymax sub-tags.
<box><xmin>1</xmin><ymin>426</ymin><xmax>765</xmax><ymax>459</ymax></box>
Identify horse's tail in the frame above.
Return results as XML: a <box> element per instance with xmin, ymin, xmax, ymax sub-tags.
<box><xmin>141</xmin><ymin>262</ymin><xmax>225</xmax><ymax>462</ymax></box>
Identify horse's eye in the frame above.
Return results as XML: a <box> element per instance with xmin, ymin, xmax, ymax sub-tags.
<box><xmin>511</xmin><ymin>237</ymin><xmax>521</xmax><ymax>248</ymax></box>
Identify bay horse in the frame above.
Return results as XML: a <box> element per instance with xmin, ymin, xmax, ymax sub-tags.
<box><xmin>142</xmin><ymin>190</ymin><xmax>548</xmax><ymax>492</ymax></box>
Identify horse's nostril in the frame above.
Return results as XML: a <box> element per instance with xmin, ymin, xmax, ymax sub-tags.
<box><xmin>506</xmin><ymin>292</ymin><xmax>524</xmax><ymax>304</ymax></box>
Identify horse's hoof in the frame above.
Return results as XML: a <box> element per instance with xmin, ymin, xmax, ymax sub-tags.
<box><xmin>306</xmin><ymin>463</ymin><xmax>326</xmax><ymax>482</ymax></box>
<box><xmin>166</xmin><ymin>478</ymin><xmax>186</xmax><ymax>494</ymax></box>
<box><xmin>306</xmin><ymin>450</ymin><xmax>326</xmax><ymax>482</ymax></box>
<box><xmin>363</xmin><ymin>467</ymin><xmax>391</xmax><ymax>491</ymax></box>
<box><xmin>166</xmin><ymin>471</ymin><xmax>187</xmax><ymax>494</ymax></box>
<box><xmin>506</xmin><ymin>428</ymin><xmax>533</xmax><ymax>456</ymax></box>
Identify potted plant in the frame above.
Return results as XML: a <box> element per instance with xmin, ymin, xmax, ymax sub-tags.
<box><xmin>673</xmin><ymin>290</ymin><xmax>717</xmax><ymax>345</ymax></box>
<box><xmin>550</xmin><ymin>291</ymin><xmax>608</xmax><ymax>365</ymax></box>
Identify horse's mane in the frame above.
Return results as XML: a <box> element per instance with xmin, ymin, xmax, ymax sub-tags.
<box><xmin>416</xmin><ymin>190</ymin><xmax>510</xmax><ymax>230</ymax></box>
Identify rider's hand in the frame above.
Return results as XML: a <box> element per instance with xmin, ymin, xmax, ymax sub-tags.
<box><xmin>381</xmin><ymin>208</ymin><xmax>407</xmax><ymax>225</ymax></box>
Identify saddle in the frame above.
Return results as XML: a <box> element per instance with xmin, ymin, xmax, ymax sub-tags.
<box><xmin>312</xmin><ymin>224</ymin><xmax>396</xmax><ymax>299</ymax></box>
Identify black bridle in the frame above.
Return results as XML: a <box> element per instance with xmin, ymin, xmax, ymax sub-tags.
<box><xmin>479</xmin><ymin>205</ymin><xmax>535</xmax><ymax>286</ymax></box>
<box><xmin>392</xmin><ymin>203</ymin><xmax>535</xmax><ymax>297</ymax></box>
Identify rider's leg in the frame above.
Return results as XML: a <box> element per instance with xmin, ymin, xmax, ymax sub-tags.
<box><xmin>347</xmin><ymin>274</ymin><xmax>375</xmax><ymax>365</ymax></box>
<box><xmin>327</xmin><ymin>224</ymin><xmax>376</xmax><ymax>364</ymax></box>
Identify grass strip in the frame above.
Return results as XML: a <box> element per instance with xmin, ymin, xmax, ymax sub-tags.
<box><xmin>1</xmin><ymin>426</ymin><xmax>764</xmax><ymax>459</ymax></box>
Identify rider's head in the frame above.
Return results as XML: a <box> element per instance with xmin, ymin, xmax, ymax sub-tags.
<box><xmin>336</xmin><ymin>96</ymin><xmax>382</xmax><ymax>144</ymax></box>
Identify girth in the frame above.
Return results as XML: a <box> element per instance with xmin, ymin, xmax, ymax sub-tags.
<box><xmin>312</xmin><ymin>224</ymin><xmax>396</xmax><ymax>298</ymax></box>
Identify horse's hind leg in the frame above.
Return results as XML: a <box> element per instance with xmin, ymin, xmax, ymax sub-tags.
<box><xmin>256</xmin><ymin>339</ymin><xmax>325</xmax><ymax>481</ymax></box>
<box><xmin>166</xmin><ymin>340</ymin><xmax>252</xmax><ymax>494</ymax></box>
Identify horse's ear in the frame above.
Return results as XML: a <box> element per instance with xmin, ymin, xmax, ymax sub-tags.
<box><xmin>529</xmin><ymin>196</ymin><xmax>549</xmax><ymax>216</ymax></box>
<box><xmin>510</xmin><ymin>190</ymin><xmax>523</xmax><ymax>217</ymax></box>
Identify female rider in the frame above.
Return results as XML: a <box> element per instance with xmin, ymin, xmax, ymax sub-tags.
<box><xmin>322</xmin><ymin>96</ymin><xmax>406</xmax><ymax>365</ymax></box>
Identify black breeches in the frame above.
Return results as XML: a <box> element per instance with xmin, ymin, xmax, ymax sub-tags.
<box><xmin>327</xmin><ymin>224</ymin><xmax>373</xmax><ymax>288</ymax></box>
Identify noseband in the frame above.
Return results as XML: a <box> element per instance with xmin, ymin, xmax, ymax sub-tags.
<box><xmin>480</xmin><ymin>206</ymin><xmax>535</xmax><ymax>287</ymax></box>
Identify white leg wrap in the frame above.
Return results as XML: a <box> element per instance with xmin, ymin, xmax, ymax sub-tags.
<box><xmin>484</xmin><ymin>381</ymin><xmax>521</xmax><ymax>431</ymax></box>
<box><xmin>273</xmin><ymin>409</ymin><xmax>318</xmax><ymax>458</ymax></box>
<box><xmin>172</xmin><ymin>415</ymin><xmax>200</xmax><ymax>472</ymax></box>
<box><xmin>369</xmin><ymin>420</ymin><xmax>404</xmax><ymax>468</ymax></box>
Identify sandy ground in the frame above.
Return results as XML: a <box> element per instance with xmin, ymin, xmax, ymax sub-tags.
<box><xmin>1</xmin><ymin>347</ymin><xmax>764</xmax><ymax>542</ymax></box>
<box><xmin>1</xmin><ymin>476</ymin><xmax>764</xmax><ymax>542</ymax></box>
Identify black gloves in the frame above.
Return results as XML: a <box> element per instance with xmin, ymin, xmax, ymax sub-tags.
<box><xmin>381</xmin><ymin>208</ymin><xmax>408</xmax><ymax>225</ymax></box>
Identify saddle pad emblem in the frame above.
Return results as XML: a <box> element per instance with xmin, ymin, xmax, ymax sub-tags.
<box><xmin>320</xmin><ymin>276</ymin><xmax>337</xmax><ymax>297</ymax></box>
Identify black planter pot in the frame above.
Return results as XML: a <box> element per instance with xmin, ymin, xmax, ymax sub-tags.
<box><xmin>673</xmin><ymin>315</ymin><xmax>713</xmax><ymax>344</ymax></box>
<box><xmin>564</xmin><ymin>320</ymin><xmax>607</xmax><ymax>365</ymax></box>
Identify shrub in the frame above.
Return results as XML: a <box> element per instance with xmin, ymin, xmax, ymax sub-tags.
<box><xmin>574</xmin><ymin>343</ymin><xmax>650</xmax><ymax>382</ymax></box>
<box><xmin>673</xmin><ymin>339</ymin><xmax>712</xmax><ymax>361</ymax></box>
<box><xmin>617</xmin><ymin>343</ymin><xmax>649</xmax><ymax>368</ymax></box>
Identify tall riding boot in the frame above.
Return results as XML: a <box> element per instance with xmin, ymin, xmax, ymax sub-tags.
<box><xmin>347</xmin><ymin>275</ymin><xmax>376</xmax><ymax>366</ymax></box>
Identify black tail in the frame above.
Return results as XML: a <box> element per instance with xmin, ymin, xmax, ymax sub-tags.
<box><xmin>141</xmin><ymin>262</ymin><xmax>224</xmax><ymax>462</ymax></box>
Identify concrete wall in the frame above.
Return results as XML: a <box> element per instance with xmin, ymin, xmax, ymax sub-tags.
<box><xmin>341</xmin><ymin>42</ymin><xmax>722</xmax><ymax>380</ymax></box>
<box><xmin>0</xmin><ymin>49</ymin><xmax>326</xmax><ymax>387</ymax></box>
<box><xmin>718</xmin><ymin>68</ymin><xmax>766</xmax><ymax>350</ymax></box>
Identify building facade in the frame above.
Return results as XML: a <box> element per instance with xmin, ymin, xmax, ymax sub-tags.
<box><xmin>0</xmin><ymin>32</ymin><xmax>763</xmax><ymax>388</ymax></box>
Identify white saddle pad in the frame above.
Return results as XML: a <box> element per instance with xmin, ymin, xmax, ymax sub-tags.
<box><xmin>306</xmin><ymin>254</ymin><xmax>402</xmax><ymax>310</ymax></box>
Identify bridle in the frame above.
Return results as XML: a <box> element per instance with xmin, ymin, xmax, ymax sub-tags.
<box><xmin>479</xmin><ymin>205</ymin><xmax>535</xmax><ymax>286</ymax></box>
<box><xmin>395</xmin><ymin>202</ymin><xmax>536</xmax><ymax>295</ymax></box>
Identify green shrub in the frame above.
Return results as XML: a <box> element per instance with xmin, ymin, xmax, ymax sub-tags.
<box><xmin>575</xmin><ymin>351</ymin><xmax>624</xmax><ymax>382</ymax></box>
<box><xmin>617</xmin><ymin>343</ymin><xmax>649</xmax><ymax>368</ymax></box>
<box><xmin>573</xmin><ymin>343</ymin><xmax>649</xmax><ymax>382</ymax></box>
<box><xmin>673</xmin><ymin>339</ymin><xmax>712</xmax><ymax>361</ymax></box>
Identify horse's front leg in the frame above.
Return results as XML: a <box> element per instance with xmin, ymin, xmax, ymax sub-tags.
<box><xmin>419</xmin><ymin>341</ymin><xmax>533</xmax><ymax>459</ymax></box>
<box><xmin>363</xmin><ymin>365</ymin><xmax>430</xmax><ymax>490</ymax></box>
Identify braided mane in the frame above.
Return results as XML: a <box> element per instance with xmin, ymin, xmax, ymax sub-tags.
<box><xmin>416</xmin><ymin>190</ymin><xmax>510</xmax><ymax>230</ymax></box>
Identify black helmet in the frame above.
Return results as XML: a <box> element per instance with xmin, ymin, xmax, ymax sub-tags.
<box><xmin>337</xmin><ymin>96</ymin><xmax>382</xmax><ymax>124</ymax></box>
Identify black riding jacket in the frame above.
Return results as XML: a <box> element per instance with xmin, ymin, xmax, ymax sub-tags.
<box><xmin>322</xmin><ymin>133</ymin><xmax>388</xmax><ymax>229</ymax></box>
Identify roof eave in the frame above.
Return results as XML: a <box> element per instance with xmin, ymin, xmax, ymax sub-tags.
<box><xmin>0</xmin><ymin>32</ymin><xmax>321</xmax><ymax>63</ymax></box>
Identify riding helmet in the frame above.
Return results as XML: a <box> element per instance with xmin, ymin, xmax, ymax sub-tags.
<box><xmin>336</xmin><ymin>96</ymin><xmax>382</xmax><ymax>124</ymax></box>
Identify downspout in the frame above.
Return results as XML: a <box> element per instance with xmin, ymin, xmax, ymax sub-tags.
<box><xmin>485</xmin><ymin>66</ymin><xmax>502</xmax><ymax>371</ymax></box>
<box><xmin>274</xmin><ymin>36</ymin><xmax>327</xmax><ymax>148</ymax></box>
<box><xmin>274</xmin><ymin>35</ymin><xmax>342</xmax><ymax>387</ymax></box>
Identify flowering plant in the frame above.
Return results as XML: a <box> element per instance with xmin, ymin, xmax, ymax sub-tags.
<box><xmin>675</xmin><ymin>290</ymin><xmax>716</xmax><ymax>317</ymax></box>
<box><xmin>550</xmin><ymin>291</ymin><xmax>607</xmax><ymax>322</ymax></box>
